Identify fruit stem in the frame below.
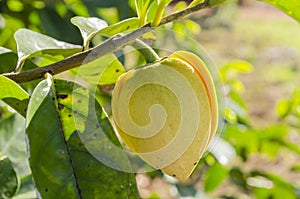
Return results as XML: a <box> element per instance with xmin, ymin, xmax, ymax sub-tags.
<box><xmin>131</xmin><ymin>39</ymin><xmax>160</xmax><ymax>63</ymax></box>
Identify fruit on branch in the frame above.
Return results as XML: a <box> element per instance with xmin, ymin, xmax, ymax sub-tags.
<box><xmin>112</xmin><ymin>51</ymin><xmax>218</xmax><ymax>181</ymax></box>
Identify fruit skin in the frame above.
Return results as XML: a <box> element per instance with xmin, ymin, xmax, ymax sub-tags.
<box><xmin>169</xmin><ymin>51</ymin><xmax>219</xmax><ymax>149</ymax></box>
<box><xmin>112</xmin><ymin>51</ymin><xmax>217</xmax><ymax>181</ymax></box>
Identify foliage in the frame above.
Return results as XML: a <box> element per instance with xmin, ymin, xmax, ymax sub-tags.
<box><xmin>0</xmin><ymin>0</ymin><xmax>299</xmax><ymax>198</ymax></box>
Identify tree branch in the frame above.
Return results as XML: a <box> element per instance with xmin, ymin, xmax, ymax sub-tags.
<box><xmin>2</xmin><ymin>0</ymin><xmax>210</xmax><ymax>83</ymax></box>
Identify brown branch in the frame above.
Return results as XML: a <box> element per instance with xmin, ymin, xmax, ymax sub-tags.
<box><xmin>2</xmin><ymin>0</ymin><xmax>210</xmax><ymax>83</ymax></box>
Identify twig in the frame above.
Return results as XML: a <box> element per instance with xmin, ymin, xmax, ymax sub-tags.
<box><xmin>2</xmin><ymin>0</ymin><xmax>210</xmax><ymax>83</ymax></box>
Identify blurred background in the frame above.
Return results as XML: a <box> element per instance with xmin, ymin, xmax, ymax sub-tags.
<box><xmin>0</xmin><ymin>0</ymin><xmax>300</xmax><ymax>198</ymax></box>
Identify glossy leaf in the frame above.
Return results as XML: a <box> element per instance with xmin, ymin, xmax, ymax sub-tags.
<box><xmin>0</xmin><ymin>157</ymin><xmax>18</xmax><ymax>198</ymax></box>
<box><xmin>0</xmin><ymin>75</ymin><xmax>29</xmax><ymax>100</ymax></box>
<box><xmin>0</xmin><ymin>75</ymin><xmax>29</xmax><ymax>116</ymax></box>
<box><xmin>261</xmin><ymin>0</ymin><xmax>300</xmax><ymax>23</ymax></box>
<box><xmin>0</xmin><ymin>114</ymin><xmax>30</xmax><ymax>177</ymax></box>
<box><xmin>188</xmin><ymin>0</ymin><xmax>205</xmax><ymax>7</ymax></box>
<box><xmin>135</xmin><ymin>0</ymin><xmax>154</xmax><ymax>25</ymax></box>
<box><xmin>0</xmin><ymin>47</ymin><xmax>11</xmax><ymax>54</ymax></box>
<box><xmin>71</xmin><ymin>16</ymin><xmax>108</xmax><ymax>50</ymax></box>
<box><xmin>99</xmin><ymin>17</ymin><xmax>140</xmax><ymax>37</ymax></box>
<box><xmin>26</xmin><ymin>77</ymin><xmax>139</xmax><ymax>198</ymax></box>
<box><xmin>14</xmin><ymin>28</ymin><xmax>81</xmax><ymax>72</ymax></box>
<box><xmin>151</xmin><ymin>0</ymin><xmax>172</xmax><ymax>26</ymax></box>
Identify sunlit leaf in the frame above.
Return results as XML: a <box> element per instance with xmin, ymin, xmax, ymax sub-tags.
<box><xmin>135</xmin><ymin>0</ymin><xmax>154</xmax><ymax>25</ymax></box>
<box><xmin>71</xmin><ymin>53</ymin><xmax>124</xmax><ymax>87</ymax></box>
<box><xmin>210</xmin><ymin>138</ymin><xmax>236</xmax><ymax>165</ymax></box>
<box><xmin>25</xmin><ymin>76</ymin><xmax>139</xmax><ymax>198</ymax></box>
<box><xmin>188</xmin><ymin>0</ymin><xmax>205</xmax><ymax>7</ymax></box>
<box><xmin>151</xmin><ymin>0</ymin><xmax>172</xmax><ymax>26</ymax></box>
<box><xmin>0</xmin><ymin>157</ymin><xmax>18</xmax><ymax>198</ymax></box>
<box><xmin>0</xmin><ymin>75</ymin><xmax>29</xmax><ymax>100</ymax></box>
<box><xmin>172</xmin><ymin>20</ymin><xmax>201</xmax><ymax>41</ymax></box>
<box><xmin>223</xmin><ymin>125</ymin><xmax>259</xmax><ymax>159</ymax></box>
<box><xmin>14</xmin><ymin>28</ymin><xmax>81</xmax><ymax>72</ymax></box>
<box><xmin>204</xmin><ymin>162</ymin><xmax>228</xmax><ymax>192</ymax></box>
<box><xmin>71</xmin><ymin>16</ymin><xmax>108</xmax><ymax>50</ymax></box>
<box><xmin>0</xmin><ymin>47</ymin><xmax>11</xmax><ymax>54</ymax></box>
<box><xmin>261</xmin><ymin>0</ymin><xmax>300</xmax><ymax>23</ymax></box>
<box><xmin>99</xmin><ymin>17</ymin><xmax>140</xmax><ymax>37</ymax></box>
<box><xmin>146</xmin><ymin>1</ymin><xmax>158</xmax><ymax>22</ymax></box>
<box><xmin>0</xmin><ymin>75</ymin><xmax>29</xmax><ymax>116</ymax></box>
<box><xmin>223</xmin><ymin>60</ymin><xmax>253</xmax><ymax>73</ymax></box>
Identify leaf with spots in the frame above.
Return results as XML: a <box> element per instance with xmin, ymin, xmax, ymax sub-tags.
<box><xmin>70</xmin><ymin>53</ymin><xmax>125</xmax><ymax>87</ymax></box>
<box><xmin>26</xmin><ymin>76</ymin><xmax>139</xmax><ymax>198</ymax></box>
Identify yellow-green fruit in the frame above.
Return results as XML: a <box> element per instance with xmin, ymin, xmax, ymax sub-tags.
<box><xmin>112</xmin><ymin>51</ymin><xmax>218</xmax><ymax>181</ymax></box>
<box><xmin>169</xmin><ymin>51</ymin><xmax>219</xmax><ymax>149</ymax></box>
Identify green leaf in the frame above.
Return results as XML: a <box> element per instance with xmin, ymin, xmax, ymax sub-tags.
<box><xmin>188</xmin><ymin>0</ymin><xmax>205</xmax><ymax>7</ymax></box>
<box><xmin>229</xmin><ymin>167</ymin><xmax>248</xmax><ymax>190</ymax></box>
<box><xmin>291</xmin><ymin>165</ymin><xmax>300</xmax><ymax>171</ymax></box>
<box><xmin>37</xmin><ymin>6</ymin><xmax>83</xmax><ymax>44</ymax></box>
<box><xmin>99</xmin><ymin>17</ymin><xmax>140</xmax><ymax>37</ymax></box>
<box><xmin>0</xmin><ymin>114</ymin><xmax>30</xmax><ymax>178</ymax></box>
<box><xmin>0</xmin><ymin>47</ymin><xmax>11</xmax><ymax>54</ymax></box>
<box><xmin>0</xmin><ymin>49</ymin><xmax>18</xmax><ymax>74</ymax></box>
<box><xmin>204</xmin><ymin>162</ymin><xmax>228</xmax><ymax>192</ymax></box>
<box><xmin>14</xmin><ymin>28</ymin><xmax>81</xmax><ymax>72</ymax></box>
<box><xmin>135</xmin><ymin>0</ymin><xmax>154</xmax><ymax>25</ymax></box>
<box><xmin>71</xmin><ymin>16</ymin><xmax>108</xmax><ymax>50</ymax></box>
<box><xmin>26</xmin><ymin>77</ymin><xmax>139</xmax><ymax>198</ymax></box>
<box><xmin>0</xmin><ymin>47</ymin><xmax>40</xmax><ymax>78</ymax></box>
<box><xmin>72</xmin><ymin>54</ymin><xmax>124</xmax><ymax>86</ymax></box>
<box><xmin>14</xmin><ymin>174</ymin><xmax>36</xmax><ymax>199</ymax></box>
<box><xmin>251</xmin><ymin>171</ymin><xmax>297</xmax><ymax>199</ymax></box>
<box><xmin>260</xmin><ymin>0</ymin><xmax>300</xmax><ymax>23</ymax></box>
<box><xmin>151</xmin><ymin>0</ymin><xmax>172</xmax><ymax>26</ymax></box>
<box><xmin>223</xmin><ymin>125</ymin><xmax>259</xmax><ymax>158</ymax></box>
<box><xmin>0</xmin><ymin>75</ymin><xmax>29</xmax><ymax>101</ymax></box>
<box><xmin>0</xmin><ymin>157</ymin><xmax>18</xmax><ymax>198</ymax></box>
<box><xmin>0</xmin><ymin>75</ymin><xmax>29</xmax><ymax>116</ymax></box>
